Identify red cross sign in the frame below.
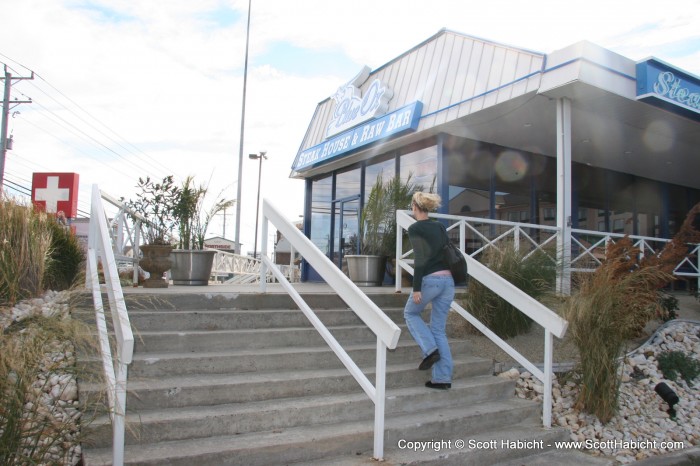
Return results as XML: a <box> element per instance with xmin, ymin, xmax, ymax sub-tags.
<box><xmin>32</xmin><ymin>172</ymin><xmax>80</xmax><ymax>218</ymax></box>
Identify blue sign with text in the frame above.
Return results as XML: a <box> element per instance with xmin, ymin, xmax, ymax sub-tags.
<box><xmin>636</xmin><ymin>58</ymin><xmax>700</xmax><ymax>121</ymax></box>
<box><xmin>292</xmin><ymin>101</ymin><xmax>423</xmax><ymax>172</ymax></box>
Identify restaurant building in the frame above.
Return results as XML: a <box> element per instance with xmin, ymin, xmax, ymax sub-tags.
<box><xmin>290</xmin><ymin>29</ymin><xmax>700</xmax><ymax>283</ymax></box>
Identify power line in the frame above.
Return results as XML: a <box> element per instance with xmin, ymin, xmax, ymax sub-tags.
<box><xmin>1</xmin><ymin>53</ymin><xmax>184</xmax><ymax>184</ymax></box>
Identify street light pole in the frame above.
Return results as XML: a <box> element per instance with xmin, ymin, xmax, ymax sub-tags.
<box><xmin>235</xmin><ymin>0</ymin><xmax>253</xmax><ymax>255</ymax></box>
<box><xmin>249</xmin><ymin>151</ymin><xmax>267</xmax><ymax>258</ymax></box>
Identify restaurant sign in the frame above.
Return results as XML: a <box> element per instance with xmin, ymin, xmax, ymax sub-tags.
<box><xmin>636</xmin><ymin>58</ymin><xmax>700</xmax><ymax>120</ymax></box>
<box><xmin>292</xmin><ymin>101</ymin><xmax>423</xmax><ymax>172</ymax></box>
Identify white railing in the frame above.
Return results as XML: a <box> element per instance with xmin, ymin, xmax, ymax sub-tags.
<box><xmin>260</xmin><ymin>199</ymin><xmax>400</xmax><ymax>461</ymax></box>
<box><xmin>86</xmin><ymin>185</ymin><xmax>134</xmax><ymax>466</ymax></box>
<box><xmin>210</xmin><ymin>248</ymin><xmax>300</xmax><ymax>283</ymax></box>
<box><xmin>98</xmin><ymin>191</ymin><xmax>145</xmax><ymax>286</ymax></box>
<box><xmin>395</xmin><ymin>210</ymin><xmax>568</xmax><ymax>428</ymax></box>
<box><xmin>395</xmin><ymin>213</ymin><xmax>700</xmax><ymax>289</ymax></box>
<box><xmin>570</xmin><ymin>229</ymin><xmax>700</xmax><ymax>287</ymax></box>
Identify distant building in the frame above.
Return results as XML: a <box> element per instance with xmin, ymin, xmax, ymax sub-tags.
<box><xmin>203</xmin><ymin>236</ymin><xmax>238</xmax><ymax>252</ymax></box>
<box><xmin>274</xmin><ymin>220</ymin><xmax>303</xmax><ymax>265</ymax></box>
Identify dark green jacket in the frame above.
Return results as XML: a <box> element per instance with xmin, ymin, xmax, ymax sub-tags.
<box><xmin>408</xmin><ymin>219</ymin><xmax>448</xmax><ymax>292</ymax></box>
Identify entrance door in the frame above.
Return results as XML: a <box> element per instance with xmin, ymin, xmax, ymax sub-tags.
<box><xmin>331</xmin><ymin>194</ymin><xmax>360</xmax><ymax>271</ymax></box>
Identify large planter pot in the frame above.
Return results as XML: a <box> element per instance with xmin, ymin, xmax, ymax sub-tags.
<box><xmin>345</xmin><ymin>255</ymin><xmax>386</xmax><ymax>287</ymax></box>
<box><xmin>170</xmin><ymin>250</ymin><xmax>217</xmax><ymax>286</ymax></box>
<box><xmin>139</xmin><ymin>244</ymin><xmax>173</xmax><ymax>288</ymax></box>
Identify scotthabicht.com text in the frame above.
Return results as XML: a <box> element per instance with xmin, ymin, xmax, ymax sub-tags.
<box><xmin>397</xmin><ymin>438</ymin><xmax>685</xmax><ymax>453</ymax></box>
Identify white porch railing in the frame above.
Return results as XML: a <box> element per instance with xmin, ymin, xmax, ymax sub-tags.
<box><xmin>260</xmin><ymin>198</ymin><xmax>400</xmax><ymax>461</ymax></box>
<box><xmin>210</xmin><ymin>249</ymin><xmax>300</xmax><ymax>284</ymax></box>
<box><xmin>86</xmin><ymin>185</ymin><xmax>134</xmax><ymax>466</ymax></box>
<box><xmin>397</xmin><ymin>212</ymin><xmax>700</xmax><ymax>289</ymax></box>
<box><xmin>395</xmin><ymin>210</ymin><xmax>568</xmax><ymax>428</ymax></box>
<box><xmin>570</xmin><ymin>228</ymin><xmax>700</xmax><ymax>288</ymax></box>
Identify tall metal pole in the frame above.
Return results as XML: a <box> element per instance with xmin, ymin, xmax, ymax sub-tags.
<box><xmin>235</xmin><ymin>0</ymin><xmax>253</xmax><ymax>254</ymax></box>
<box><xmin>252</xmin><ymin>154</ymin><xmax>263</xmax><ymax>258</ymax></box>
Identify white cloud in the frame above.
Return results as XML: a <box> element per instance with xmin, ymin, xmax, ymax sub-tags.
<box><xmin>1</xmin><ymin>0</ymin><xmax>698</xmax><ymax>254</ymax></box>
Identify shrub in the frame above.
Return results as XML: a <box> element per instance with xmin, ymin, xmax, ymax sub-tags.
<box><xmin>0</xmin><ymin>198</ymin><xmax>52</xmax><ymax>307</ymax></box>
<box><xmin>44</xmin><ymin>219</ymin><xmax>85</xmax><ymax>291</ymax></box>
<box><xmin>458</xmin><ymin>243</ymin><xmax>556</xmax><ymax>339</ymax></box>
<box><xmin>657</xmin><ymin>292</ymin><xmax>679</xmax><ymax>322</ymax></box>
<box><xmin>657</xmin><ymin>350</ymin><xmax>700</xmax><ymax>386</ymax></box>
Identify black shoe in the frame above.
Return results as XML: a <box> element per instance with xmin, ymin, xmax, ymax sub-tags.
<box><xmin>418</xmin><ymin>350</ymin><xmax>440</xmax><ymax>370</ymax></box>
<box><xmin>425</xmin><ymin>381</ymin><xmax>451</xmax><ymax>390</ymax></box>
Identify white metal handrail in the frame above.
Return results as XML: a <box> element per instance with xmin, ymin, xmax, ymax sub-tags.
<box><xmin>97</xmin><ymin>190</ymin><xmax>146</xmax><ymax>286</ymax></box>
<box><xmin>86</xmin><ymin>185</ymin><xmax>134</xmax><ymax>466</ymax></box>
<box><xmin>395</xmin><ymin>209</ymin><xmax>568</xmax><ymax>428</ymax></box>
<box><xmin>260</xmin><ymin>198</ymin><xmax>400</xmax><ymax>460</ymax></box>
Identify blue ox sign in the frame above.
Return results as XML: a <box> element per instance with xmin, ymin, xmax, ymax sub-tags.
<box><xmin>292</xmin><ymin>101</ymin><xmax>423</xmax><ymax>172</ymax></box>
<box><xmin>636</xmin><ymin>58</ymin><xmax>700</xmax><ymax>121</ymax></box>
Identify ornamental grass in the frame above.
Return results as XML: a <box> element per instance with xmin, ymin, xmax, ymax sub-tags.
<box><xmin>456</xmin><ymin>243</ymin><xmax>557</xmax><ymax>339</ymax></box>
<box><xmin>0</xmin><ymin>197</ymin><xmax>52</xmax><ymax>307</ymax></box>
<box><xmin>564</xmin><ymin>203</ymin><xmax>700</xmax><ymax>422</ymax></box>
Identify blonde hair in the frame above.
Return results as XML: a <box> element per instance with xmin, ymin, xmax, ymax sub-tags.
<box><xmin>412</xmin><ymin>192</ymin><xmax>441</xmax><ymax>212</ymax></box>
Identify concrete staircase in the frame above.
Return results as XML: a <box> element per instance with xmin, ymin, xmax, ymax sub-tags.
<box><xmin>78</xmin><ymin>290</ymin><xmax>606</xmax><ymax>465</ymax></box>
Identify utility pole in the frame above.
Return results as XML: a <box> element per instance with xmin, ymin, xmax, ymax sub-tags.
<box><xmin>1</xmin><ymin>65</ymin><xmax>34</xmax><ymax>196</ymax></box>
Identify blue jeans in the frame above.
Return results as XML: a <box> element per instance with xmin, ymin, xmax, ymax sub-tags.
<box><xmin>403</xmin><ymin>274</ymin><xmax>455</xmax><ymax>383</ymax></box>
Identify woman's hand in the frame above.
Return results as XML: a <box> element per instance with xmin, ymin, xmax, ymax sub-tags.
<box><xmin>412</xmin><ymin>291</ymin><xmax>422</xmax><ymax>304</ymax></box>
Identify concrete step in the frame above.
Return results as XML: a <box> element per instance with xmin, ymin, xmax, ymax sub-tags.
<box><xmin>82</xmin><ymin>399</ymin><xmax>545</xmax><ymax>466</ymax></box>
<box><xmin>112</xmin><ymin>291</ymin><xmax>411</xmax><ymax>312</ymax></box>
<box><xmin>79</xmin><ymin>307</ymin><xmax>408</xmax><ymax>332</ymax></box>
<box><xmin>81</xmin><ymin>339</ymin><xmax>472</xmax><ymax>379</ymax></box>
<box><xmin>84</xmin><ymin>375</ymin><xmax>516</xmax><ymax>448</ymax></box>
<box><xmin>128</xmin><ymin>323</ymin><xmax>406</xmax><ymax>353</ymax></box>
<box><xmin>297</xmin><ymin>425</ymin><xmax>586</xmax><ymax>465</ymax></box>
<box><xmin>80</xmin><ymin>356</ymin><xmax>494</xmax><ymax>412</ymax></box>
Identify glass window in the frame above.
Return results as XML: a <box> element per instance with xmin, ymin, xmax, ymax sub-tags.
<box><xmin>613</xmin><ymin>218</ymin><xmax>625</xmax><ymax>234</ymax></box>
<box><xmin>444</xmin><ymin>140</ymin><xmax>493</xmax><ymax>217</ymax></box>
<box><xmin>364</xmin><ymin>153</ymin><xmax>395</xmax><ymax>203</ymax></box>
<box><xmin>400</xmin><ymin>145</ymin><xmax>437</xmax><ymax>191</ymax></box>
<box><xmin>310</xmin><ymin>176</ymin><xmax>333</xmax><ymax>256</ymax></box>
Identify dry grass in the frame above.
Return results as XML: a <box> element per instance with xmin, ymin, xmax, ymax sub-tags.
<box><xmin>0</xmin><ymin>312</ymin><xmax>99</xmax><ymax>465</ymax></box>
<box><xmin>0</xmin><ymin>197</ymin><xmax>52</xmax><ymax>307</ymax></box>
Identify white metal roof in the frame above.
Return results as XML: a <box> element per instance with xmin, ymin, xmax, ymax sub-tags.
<box><xmin>292</xmin><ymin>29</ymin><xmax>700</xmax><ymax>190</ymax></box>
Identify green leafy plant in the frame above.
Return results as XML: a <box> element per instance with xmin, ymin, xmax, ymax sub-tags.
<box><xmin>123</xmin><ymin>176</ymin><xmax>181</xmax><ymax>245</ymax></box>
<box><xmin>360</xmin><ymin>173</ymin><xmax>419</xmax><ymax>257</ymax></box>
<box><xmin>657</xmin><ymin>350</ymin><xmax>700</xmax><ymax>385</ymax></box>
<box><xmin>174</xmin><ymin>176</ymin><xmax>235</xmax><ymax>250</ymax></box>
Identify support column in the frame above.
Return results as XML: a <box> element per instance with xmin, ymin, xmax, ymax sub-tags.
<box><xmin>556</xmin><ymin>98</ymin><xmax>572</xmax><ymax>295</ymax></box>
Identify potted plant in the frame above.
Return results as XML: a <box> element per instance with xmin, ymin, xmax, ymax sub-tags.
<box><xmin>123</xmin><ymin>176</ymin><xmax>180</xmax><ymax>288</ymax></box>
<box><xmin>346</xmin><ymin>173</ymin><xmax>419</xmax><ymax>286</ymax></box>
<box><xmin>170</xmin><ymin>176</ymin><xmax>235</xmax><ymax>285</ymax></box>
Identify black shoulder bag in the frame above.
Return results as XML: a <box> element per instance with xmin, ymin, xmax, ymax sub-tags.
<box><xmin>441</xmin><ymin>225</ymin><xmax>468</xmax><ymax>286</ymax></box>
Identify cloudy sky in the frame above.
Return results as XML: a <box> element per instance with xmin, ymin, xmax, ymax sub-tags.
<box><xmin>1</xmin><ymin>0</ymin><xmax>698</xmax><ymax>254</ymax></box>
